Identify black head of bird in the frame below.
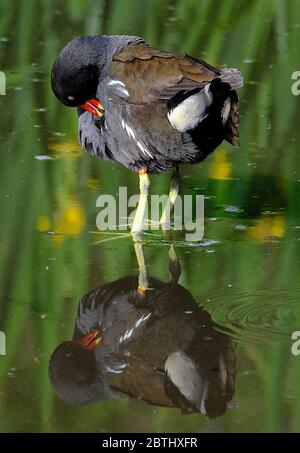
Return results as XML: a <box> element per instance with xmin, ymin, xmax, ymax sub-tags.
<box><xmin>48</xmin><ymin>330</ymin><xmax>112</xmax><ymax>406</ymax></box>
<box><xmin>51</xmin><ymin>35</ymin><xmax>139</xmax><ymax>114</ymax></box>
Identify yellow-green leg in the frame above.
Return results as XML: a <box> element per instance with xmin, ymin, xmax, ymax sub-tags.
<box><xmin>163</xmin><ymin>227</ymin><xmax>181</xmax><ymax>283</ymax></box>
<box><xmin>160</xmin><ymin>166</ymin><xmax>182</xmax><ymax>230</ymax></box>
<box><xmin>134</xmin><ymin>240</ymin><xmax>149</xmax><ymax>294</ymax></box>
<box><xmin>168</xmin><ymin>242</ymin><xmax>181</xmax><ymax>283</ymax></box>
<box><xmin>131</xmin><ymin>170</ymin><xmax>150</xmax><ymax>238</ymax></box>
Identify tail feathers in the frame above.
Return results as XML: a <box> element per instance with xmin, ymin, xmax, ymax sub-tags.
<box><xmin>206</xmin><ymin>79</ymin><xmax>240</xmax><ymax>147</ymax></box>
<box><xmin>221</xmin><ymin>68</ymin><xmax>243</xmax><ymax>89</ymax></box>
<box><xmin>220</xmin><ymin>68</ymin><xmax>242</xmax><ymax>147</ymax></box>
<box><xmin>225</xmin><ymin>92</ymin><xmax>240</xmax><ymax>147</ymax></box>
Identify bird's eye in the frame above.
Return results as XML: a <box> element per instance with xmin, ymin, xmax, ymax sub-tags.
<box><xmin>68</xmin><ymin>95</ymin><xmax>75</xmax><ymax>101</ymax></box>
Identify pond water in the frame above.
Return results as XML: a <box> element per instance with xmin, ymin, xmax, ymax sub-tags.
<box><xmin>0</xmin><ymin>0</ymin><xmax>300</xmax><ymax>433</ymax></box>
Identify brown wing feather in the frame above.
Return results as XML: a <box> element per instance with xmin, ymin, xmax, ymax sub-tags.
<box><xmin>108</xmin><ymin>42</ymin><xmax>221</xmax><ymax>104</ymax></box>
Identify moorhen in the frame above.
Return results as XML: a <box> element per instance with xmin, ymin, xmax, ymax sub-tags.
<box><xmin>49</xmin><ymin>242</ymin><xmax>236</xmax><ymax>418</ymax></box>
<box><xmin>49</xmin><ymin>275</ymin><xmax>236</xmax><ymax>417</ymax></box>
<box><xmin>51</xmin><ymin>35</ymin><xmax>243</xmax><ymax>235</ymax></box>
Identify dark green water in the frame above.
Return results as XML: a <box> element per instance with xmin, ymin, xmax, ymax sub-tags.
<box><xmin>1</xmin><ymin>0</ymin><xmax>300</xmax><ymax>433</ymax></box>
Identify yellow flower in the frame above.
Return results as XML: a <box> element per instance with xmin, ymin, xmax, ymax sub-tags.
<box><xmin>86</xmin><ymin>178</ymin><xmax>100</xmax><ymax>192</ymax></box>
<box><xmin>36</xmin><ymin>199</ymin><xmax>86</xmax><ymax>245</ymax></box>
<box><xmin>249</xmin><ymin>215</ymin><xmax>285</xmax><ymax>241</ymax></box>
<box><xmin>48</xmin><ymin>140</ymin><xmax>83</xmax><ymax>159</ymax></box>
<box><xmin>56</xmin><ymin>201</ymin><xmax>86</xmax><ymax>236</ymax></box>
<box><xmin>209</xmin><ymin>149</ymin><xmax>233</xmax><ymax>180</ymax></box>
<box><xmin>36</xmin><ymin>215</ymin><xmax>51</xmax><ymax>232</ymax></box>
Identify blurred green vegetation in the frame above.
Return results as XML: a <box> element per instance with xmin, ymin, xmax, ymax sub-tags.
<box><xmin>0</xmin><ymin>0</ymin><xmax>300</xmax><ymax>433</ymax></box>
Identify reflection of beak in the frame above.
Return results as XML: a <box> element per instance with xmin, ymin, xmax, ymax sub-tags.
<box><xmin>80</xmin><ymin>99</ymin><xmax>104</xmax><ymax>118</ymax></box>
<box><xmin>77</xmin><ymin>330</ymin><xmax>102</xmax><ymax>350</ymax></box>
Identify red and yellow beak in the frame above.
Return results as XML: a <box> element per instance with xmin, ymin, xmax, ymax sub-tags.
<box><xmin>77</xmin><ymin>330</ymin><xmax>102</xmax><ymax>351</ymax></box>
<box><xmin>80</xmin><ymin>99</ymin><xmax>104</xmax><ymax>118</ymax></box>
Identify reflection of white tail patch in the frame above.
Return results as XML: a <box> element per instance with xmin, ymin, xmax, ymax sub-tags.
<box><xmin>167</xmin><ymin>84</ymin><xmax>212</xmax><ymax>133</ymax></box>
<box><xmin>0</xmin><ymin>331</ymin><xmax>6</xmax><ymax>356</ymax></box>
<box><xmin>218</xmin><ymin>353</ymin><xmax>228</xmax><ymax>390</ymax></box>
<box><xmin>164</xmin><ymin>351</ymin><xmax>208</xmax><ymax>413</ymax></box>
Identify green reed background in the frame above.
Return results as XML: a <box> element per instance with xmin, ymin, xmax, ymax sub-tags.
<box><xmin>0</xmin><ymin>0</ymin><xmax>300</xmax><ymax>432</ymax></box>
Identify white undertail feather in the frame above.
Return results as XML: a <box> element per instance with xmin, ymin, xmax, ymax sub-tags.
<box><xmin>167</xmin><ymin>84</ymin><xmax>212</xmax><ymax>133</ymax></box>
<box><xmin>167</xmin><ymin>67</ymin><xmax>243</xmax><ymax>134</ymax></box>
<box><xmin>221</xmin><ymin>97</ymin><xmax>231</xmax><ymax>125</ymax></box>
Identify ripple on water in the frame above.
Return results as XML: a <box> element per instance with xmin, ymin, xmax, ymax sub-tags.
<box><xmin>195</xmin><ymin>287</ymin><xmax>300</xmax><ymax>347</ymax></box>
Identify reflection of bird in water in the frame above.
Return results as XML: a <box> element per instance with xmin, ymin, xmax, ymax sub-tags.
<box><xmin>49</xmin><ymin>245</ymin><xmax>236</xmax><ymax>418</ymax></box>
<box><xmin>51</xmin><ymin>35</ymin><xmax>242</xmax><ymax>235</ymax></box>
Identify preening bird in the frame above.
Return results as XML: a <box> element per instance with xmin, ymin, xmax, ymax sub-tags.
<box><xmin>49</xmin><ymin>275</ymin><xmax>236</xmax><ymax>417</ymax></box>
<box><xmin>51</xmin><ymin>35</ymin><xmax>243</xmax><ymax>235</ymax></box>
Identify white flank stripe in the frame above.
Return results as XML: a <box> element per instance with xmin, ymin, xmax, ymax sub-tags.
<box><xmin>121</xmin><ymin>120</ymin><xmax>136</xmax><ymax>140</ymax></box>
<box><xmin>137</xmin><ymin>141</ymin><xmax>153</xmax><ymax>158</ymax></box>
<box><xmin>108</xmin><ymin>79</ymin><xmax>126</xmax><ymax>87</ymax></box>
<box><xmin>118</xmin><ymin>87</ymin><xmax>129</xmax><ymax>96</ymax></box>
<box><xmin>121</xmin><ymin>121</ymin><xmax>152</xmax><ymax>157</ymax></box>
<box><xmin>125</xmin><ymin>124</ymin><xmax>135</xmax><ymax>140</ymax></box>
<box><xmin>119</xmin><ymin>327</ymin><xmax>134</xmax><ymax>344</ymax></box>
<box><xmin>107</xmin><ymin>80</ymin><xmax>129</xmax><ymax>96</ymax></box>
